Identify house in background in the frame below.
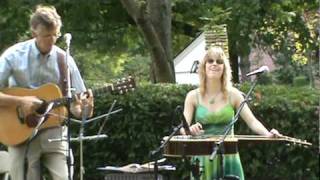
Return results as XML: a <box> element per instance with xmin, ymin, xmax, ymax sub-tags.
<box><xmin>174</xmin><ymin>25</ymin><xmax>275</xmax><ymax>85</ymax></box>
<box><xmin>174</xmin><ymin>32</ymin><xmax>205</xmax><ymax>85</ymax></box>
<box><xmin>174</xmin><ymin>25</ymin><xmax>230</xmax><ymax>85</ymax></box>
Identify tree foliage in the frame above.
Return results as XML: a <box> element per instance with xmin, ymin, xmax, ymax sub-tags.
<box><xmin>0</xmin><ymin>0</ymin><xmax>318</xmax><ymax>84</ymax></box>
<box><xmin>172</xmin><ymin>0</ymin><xmax>318</xmax><ymax>83</ymax></box>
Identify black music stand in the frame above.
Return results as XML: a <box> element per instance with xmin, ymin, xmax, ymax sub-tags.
<box><xmin>150</xmin><ymin>123</ymin><xmax>182</xmax><ymax>180</ymax></box>
<box><xmin>48</xmin><ymin>104</ymin><xmax>122</xmax><ymax>180</ymax></box>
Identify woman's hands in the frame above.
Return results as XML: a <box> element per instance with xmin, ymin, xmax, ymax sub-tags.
<box><xmin>266</xmin><ymin>128</ymin><xmax>282</xmax><ymax>137</ymax></box>
<box><xmin>180</xmin><ymin>122</ymin><xmax>204</xmax><ymax>136</ymax></box>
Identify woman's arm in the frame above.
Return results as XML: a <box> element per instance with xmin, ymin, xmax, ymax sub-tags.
<box><xmin>181</xmin><ymin>89</ymin><xmax>203</xmax><ymax>135</ymax></box>
<box><xmin>183</xmin><ymin>90</ymin><xmax>196</xmax><ymax>126</ymax></box>
<box><xmin>230</xmin><ymin>88</ymin><xmax>281</xmax><ymax>137</ymax></box>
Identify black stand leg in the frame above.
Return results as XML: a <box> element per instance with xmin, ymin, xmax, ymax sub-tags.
<box><xmin>153</xmin><ymin>159</ymin><xmax>158</xmax><ymax>180</ymax></box>
<box><xmin>191</xmin><ymin>158</ymin><xmax>201</xmax><ymax>180</ymax></box>
<box><xmin>150</xmin><ymin>124</ymin><xmax>183</xmax><ymax>180</ymax></box>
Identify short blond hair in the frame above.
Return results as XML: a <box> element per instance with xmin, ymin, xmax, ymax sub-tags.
<box><xmin>30</xmin><ymin>5</ymin><xmax>62</xmax><ymax>31</ymax></box>
<box><xmin>198</xmin><ymin>46</ymin><xmax>233</xmax><ymax>99</ymax></box>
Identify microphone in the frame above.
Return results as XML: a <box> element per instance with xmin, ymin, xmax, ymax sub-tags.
<box><xmin>64</xmin><ymin>33</ymin><xmax>72</xmax><ymax>46</ymax></box>
<box><xmin>176</xmin><ymin>106</ymin><xmax>191</xmax><ymax>135</ymax></box>
<box><xmin>246</xmin><ymin>66</ymin><xmax>269</xmax><ymax>77</ymax></box>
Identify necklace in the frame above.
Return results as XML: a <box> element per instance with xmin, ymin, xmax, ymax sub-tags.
<box><xmin>208</xmin><ymin>92</ymin><xmax>220</xmax><ymax>104</ymax></box>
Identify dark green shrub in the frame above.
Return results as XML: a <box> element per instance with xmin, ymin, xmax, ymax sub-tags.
<box><xmin>238</xmin><ymin>84</ymin><xmax>319</xmax><ymax>180</ymax></box>
<box><xmin>293</xmin><ymin>75</ymin><xmax>309</xmax><ymax>86</ymax></box>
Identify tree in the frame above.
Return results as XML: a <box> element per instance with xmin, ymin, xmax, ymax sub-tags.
<box><xmin>120</xmin><ymin>0</ymin><xmax>175</xmax><ymax>83</ymax></box>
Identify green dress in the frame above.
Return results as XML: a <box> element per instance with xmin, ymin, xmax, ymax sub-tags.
<box><xmin>191</xmin><ymin>94</ymin><xmax>245</xmax><ymax>180</ymax></box>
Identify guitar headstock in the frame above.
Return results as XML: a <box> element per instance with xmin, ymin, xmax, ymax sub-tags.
<box><xmin>92</xmin><ymin>76</ymin><xmax>136</xmax><ymax>96</ymax></box>
<box><xmin>112</xmin><ymin>76</ymin><xmax>136</xmax><ymax>95</ymax></box>
<box><xmin>283</xmin><ymin>136</ymin><xmax>312</xmax><ymax>147</ymax></box>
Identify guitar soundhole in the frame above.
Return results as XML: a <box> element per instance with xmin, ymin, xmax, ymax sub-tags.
<box><xmin>25</xmin><ymin>113</ymin><xmax>49</xmax><ymax>128</ymax></box>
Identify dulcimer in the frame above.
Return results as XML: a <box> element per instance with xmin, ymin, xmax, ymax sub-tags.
<box><xmin>163</xmin><ymin>135</ymin><xmax>312</xmax><ymax>157</ymax></box>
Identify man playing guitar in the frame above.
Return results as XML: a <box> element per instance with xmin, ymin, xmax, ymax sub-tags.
<box><xmin>0</xmin><ymin>5</ymin><xmax>93</xmax><ymax>180</ymax></box>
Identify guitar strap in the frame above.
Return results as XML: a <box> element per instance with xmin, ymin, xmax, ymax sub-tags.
<box><xmin>57</xmin><ymin>52</ymin><xmax>69</xmax><ymax>96</ymax></box>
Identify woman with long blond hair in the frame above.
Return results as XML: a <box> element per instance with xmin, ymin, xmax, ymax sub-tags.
<box><xmin>181</xmin><ymin>46</ymin><xmax>281</xmax><ymax>180</ymax></box>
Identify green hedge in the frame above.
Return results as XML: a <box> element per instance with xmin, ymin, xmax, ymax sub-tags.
<box><xmin>70</xmin><ymin>83</ymin><xmax>319</xmax><ymax>180</ymax></box>
<box><xmin>237</xmin><ymin>84</ymin><xmax>319</xmax><ymax>180</ymax></box>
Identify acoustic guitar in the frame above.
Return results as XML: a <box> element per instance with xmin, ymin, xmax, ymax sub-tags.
<box><xmin>0</xmin><ymin>77</ymin><xmax>135</xmax><ymax>146</ymax></box>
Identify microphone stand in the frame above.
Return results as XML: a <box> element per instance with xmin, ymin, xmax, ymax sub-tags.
<box><xmin>209</xmin><ymin>78</ymin><xmax>259</xmax><ymax>180</ymax></box>
<box><xmin>64</xmin><ymin>36</ymin><xmax>74</xmax><ymax>180</ymax></box>
<box><xmin>79</xmin><ymin>105</ymin><xmax>88</xmax><ymax>180</ymax></box>
<box><xmin>150</xmin><ymin>123</ymin><xmax>183</xmax><ymax>180</ymax></box>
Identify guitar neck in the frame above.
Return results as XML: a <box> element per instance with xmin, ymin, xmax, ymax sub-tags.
<box><xmin>234</xmin><ymin>135</ymin><xmax>312</xmax><ymax>146</ymax></box>
<box><xmin>49</xmin><ymin>85</ymin><xmax>113</xmax><ymax>109</ymax></box>
<box><xmin>35</xmin><ymin>76</ymin><xmax>135</xmax><ymax>112</ymax></box>
<box><xmin>49</xmin><ymin>77</ymin><xmax>135</xmax><ymax>109</ymax></box>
